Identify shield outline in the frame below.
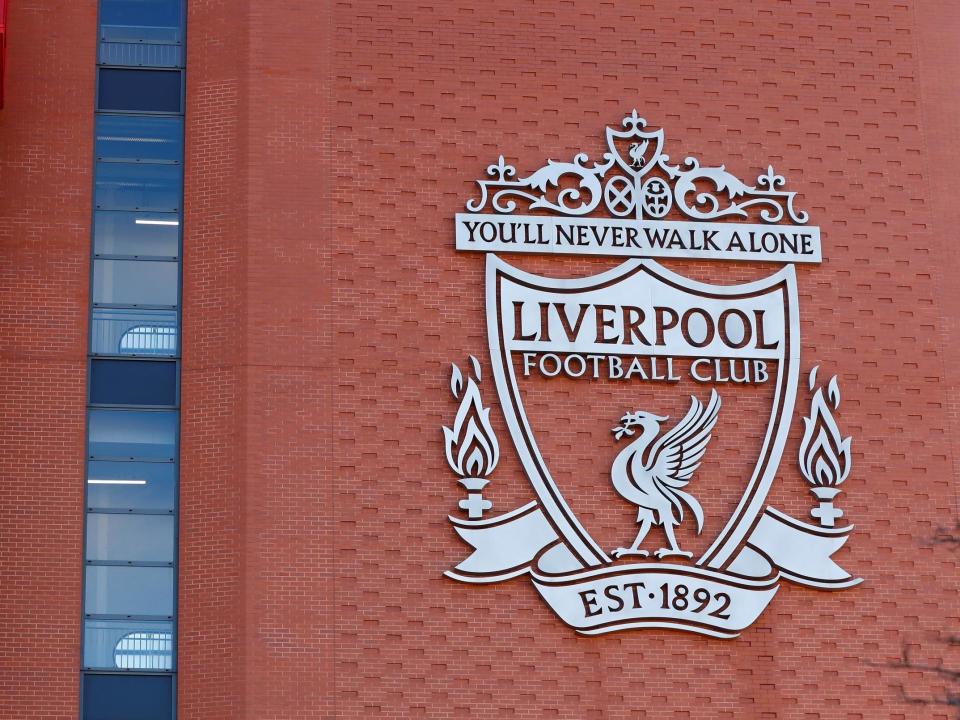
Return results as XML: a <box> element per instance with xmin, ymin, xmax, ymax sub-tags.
<box><xmin>605</xmin><ymin>120</ymin><xmax>665</xmax><ymax>181</ymax></box>
<box><xmin>485</xmin><ymin>253</ymin><xmax>800</xmax><ymax>571</ymax></box>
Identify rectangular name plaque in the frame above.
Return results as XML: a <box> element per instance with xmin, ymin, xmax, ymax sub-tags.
<box><xmin>455</xmin><ymin>213</ymin><xmax>821</xmax><ymax>263</ymax></box>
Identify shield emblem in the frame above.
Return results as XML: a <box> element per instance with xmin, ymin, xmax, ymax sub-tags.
<box><xmin>604</xmin><ymin>112</ymin><xmax>665</xmax><ymax>180</ymax></box>
<box><xmin>446</xmin><ymin>113</ymin><xmax>859</xmax><ymax>638</ymax></box>
<box><xmin>485</xmin><ymin>254</ymin><xmax>800</xmax><ymax>573</ymax></box>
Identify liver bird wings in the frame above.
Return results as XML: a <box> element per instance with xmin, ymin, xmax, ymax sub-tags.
<box><xmin>647</xmin><ymin>389</ymin><xmax>722</xmax><ymax>491</ymax></box>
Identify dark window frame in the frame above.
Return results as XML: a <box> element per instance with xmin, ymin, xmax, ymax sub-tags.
<box><xmin>81</xmin><ymin>671</ymin><xmax>176</xmax><ymax>718</ymax></box>
<box><xmin>89</xmin><ymin>357</ymin><xmax>179</xmax><ymax>408</ymax></box>
<box><xmin>96</xmin><ymin>66</ymin><xmax>185</xmax><ymax>115</ymax></box>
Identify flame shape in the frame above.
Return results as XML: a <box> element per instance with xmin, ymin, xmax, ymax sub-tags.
<box><xmin>798</xmin><ymin>373</ymin><xmax>852</xmax><ymax>488</ymax></box>
<box><xmin>443</xmin><ymin>362</ymin><xmax>499</xmax><ymax>478</ymax></box>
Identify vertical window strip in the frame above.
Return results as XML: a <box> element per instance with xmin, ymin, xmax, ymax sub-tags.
<box><xmin>82</xmin><ymin>2</ymin><xmax>184</xmax><ymax>717</ymax></box>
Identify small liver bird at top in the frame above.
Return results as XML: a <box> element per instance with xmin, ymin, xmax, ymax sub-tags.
<box><xmin>610</xmin><ymin>390</ymin><xmax>721</xmax><ymax>560</ymax></box>
<box><xmin>628</xmin><ymin>140</ymin><xmax>649</xmax><ymax>169</ymax></box>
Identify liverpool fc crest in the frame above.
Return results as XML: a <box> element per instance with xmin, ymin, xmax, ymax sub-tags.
<box><xmin>442</xmin><ymin>113</ymin><xmax>859</xmax><ymax>638</ymax></box>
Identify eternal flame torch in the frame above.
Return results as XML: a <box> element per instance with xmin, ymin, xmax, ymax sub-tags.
<box><xmin>443</xmin><ymin>356</ymin><xmax>499</xmax><ymax>519</ymax></box>
<box><xmin>798</xmin><ymin>367</ymin><xmax>852</xmax><ymax>528</ymax></box>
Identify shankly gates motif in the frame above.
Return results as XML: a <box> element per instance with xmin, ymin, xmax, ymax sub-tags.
<box><xmin>442</xmin><ymin>112</ymin><xmax>859</xmax><ymax>638</ymax></box>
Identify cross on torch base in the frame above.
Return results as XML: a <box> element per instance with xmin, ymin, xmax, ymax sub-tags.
<box><xmin>458</xmin><ymin>477</ymin><xmax>491</xmax><ymax>519</ymax></box>
<box><xmin>810</xmin><ymin>486</ymin><xmax>843</xmax><ymax>528</ymax></box>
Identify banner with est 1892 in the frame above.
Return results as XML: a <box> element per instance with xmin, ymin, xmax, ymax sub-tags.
<box><xmin>441</xmin><ymin>112</ymin><xmax>860</xmax><ymax>638</ymax></box>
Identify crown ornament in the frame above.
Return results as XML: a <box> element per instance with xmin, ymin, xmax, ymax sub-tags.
<box><xmin>466</xmin><ymin>110</ymin><xmax>810</xmax><ymax>226</ymax></box>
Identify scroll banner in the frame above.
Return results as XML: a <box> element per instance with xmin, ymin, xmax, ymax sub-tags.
<box><xmin>446</xmin><ymin>502</ymin><xmax>860</xmax><ymax>637</ymax></box>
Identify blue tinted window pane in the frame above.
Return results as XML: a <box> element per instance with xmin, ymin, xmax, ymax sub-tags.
<box><xmin>92</xmin><ymin>308</ymin><xmax>178</xmax><ymax>356</ymax></box>
<box><xmin>98</xmin><ymin>68</ymin><xmax>182</xmax><ymax>113</ymax></box>
<box><xmin>94</xmin><ymin>211</ymin><xmax>179</xmax><ymax>258</ymax></box>
<box><xmin>88</xmin><ymin>409</ymin><xmax>177</xmax><ymax>460</ymax></box>
<box><xmin>95</xmin><ymin>115</ymin><xmax>182</xmax><ymax>162</ymax></box>
<box><xmin>95</xmin><ymin>161</ymin><xmax>181</xmax><ymax>211</ymax></box>
<box><xmin>90</xmin><ymin>359</ymin><xmax>177</xmax><ymax>406</ymax></box>
<box><xmin>99</xmin><ymin>41</ymin><xmax>183</xmax><ymax>67</ymax></box>
<box><xmin>85</xmin><ymin>565</ymin><xmax>174</xmax><ymax>616</ymax></box>
<box><xmin>93</xmin><ymin>259</ymin><xmax>178</xmax><ymax>306</ymax></box>
<box><xmin>87</xmin><ymin>460</ymin><xmax>175</xmax><ymax>511</ymax></box>
<box><xmin>101</xmin><ymin>24</ymin><xmax>182</xmax><ymax>44</ymax></box>
<box><xmin>86</xmin><ymin>513</ymin><xmax>174</xmax><ymax>563</ymax></box>
<box><xmin>83</xmin><ymin>673</ymin><xmax>173</xmax><ymax>720</ymax></box>
<box><xmin>100</xmin><ymin>0</ymin><xmax>182</xmax><ymax>30</ymax></box>
<box><xmin>84</xmin><ymin>619</ymin><xmax>173</xmax><ymax>670</ymax></box>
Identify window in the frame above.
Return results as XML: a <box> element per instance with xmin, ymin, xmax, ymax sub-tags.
<box><xmin>91</xmin><ymin>308</ymin><xmax>178</xmax><ymax>356</ymax></box>
<box><xmin>88</xmin><ymin>409</ymin><xmax>177</xmax><ymax>460</ymax></box>
<box><xmin>84</xmin><ymin>620</ymin><xmax>173</xmax><ymax>670</ymax></box>
<box><xmin>86</xmin><ymin>513</ymin><xmax>174</xmax><ymax>563</ymax></box>
<box><xmin>98</xmin><ymin>0</ymin><xmax>184</xmax><ymax>68</ymax></box>
<box><xmin>100</xmin><ymin>0</ymin><xmax>182</xmax><ymax>40</ymax></box>
<box><xmin>90</xmin><ymin>359</ymin><xmax>177</xmax><ymax>406</ymax></box>
<box><xmin>95</xmin><ymin>161</ymin><xmax>181</xmax><ymax>211</ymax></box>
<box><xmin>98</xmin><ymin>68</ymin><xmax>182</xmax><ymax>113</ymax></box>
<box><xmin>86</xmin><ymin>2</ymin><xmax>184</xmax><ymax>711</ymax></box>
<box><xmin>85</xmin><ymin>565</ymin><xmax>174</xmax><ymax>616</ymax></box>
<box><xmin>92</xmin><ymin>259</ymin><xmax>178</xmax><ymax>307</ymax></box>
<box><xmin>87</xmin><ymin>460</ymin><xmax>176</xmax><ymax>511</ymax></box>
<box><xmin>95</xmin><ymin>115</ymin><xmax>183</xmax><ymax>163</ymax></box>
<box><xmin>94</xmin><ymin>211</ymin><xmax>179</xmax><ymax>258</ymax></box>
<box><xmin>82</xmin><ymin>674</ymin><xmax>173</xmax><ymax>720</ymax></box>
<box><xmin>99</xmin><ymin>41</ymin><xmax>184</xmax><ymax>68</ymax></box>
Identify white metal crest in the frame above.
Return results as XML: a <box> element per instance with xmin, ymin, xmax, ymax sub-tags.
<box><xmin>442</xmin><ymin>112</ymin><xmax>859</xmax><ymax>639</ymax></box>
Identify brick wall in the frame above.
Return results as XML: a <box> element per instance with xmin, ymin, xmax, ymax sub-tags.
<box><xmin>180</xmin><ymin>1</ymin><xmax>960</xmax><ymax>718</ymax></box>
<box><xmin>0</xmin><ymin>2</ymin><xmax>94</xmax><ymax>718</ymax></box>
<box><xmin>178</xmin><ymin>1</ymin><xmax>250</xmax><ymax>716</ymax></box>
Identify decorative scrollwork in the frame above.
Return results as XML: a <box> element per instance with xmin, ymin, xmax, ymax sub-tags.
<box><xmin>465</xmin><ymin>112</ymin><xmax>811</xmax><ymax>226</ymax></box>
<box><xmin>671</xmin><ymin>161</ymin><xmax>809</xmax><ymax>225</ymax></box>
<box><xmin>469</xmin><ymin>153</ymin><xmax>614</xmax><ymax>217</ymax></box>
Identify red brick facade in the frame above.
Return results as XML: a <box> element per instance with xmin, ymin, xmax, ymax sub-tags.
<box><xmin>2</xmin><ymin>1</ymin><xmax>960</xmax><ymax>718</ymax></box>
<box><xmin>0</xmin><ymin>2</ymin><xmax>94</xmax><ymax>717</ymax></box>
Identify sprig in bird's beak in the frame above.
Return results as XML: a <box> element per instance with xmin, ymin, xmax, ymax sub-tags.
<box><xmin>611</xmin><ymin>424</ymin><xmax>634</xmax><ymax>441</ymax></box>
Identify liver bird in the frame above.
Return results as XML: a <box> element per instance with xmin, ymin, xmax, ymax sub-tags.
<box><xmin>609</xmin><ymin>390</ymin><xmax>721</xmax><ymax>559</ymax></box>
<box><xmin>628</xmin><ymin>140</ymin><xmax>649</xmax><ymax>169</ymax></box>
